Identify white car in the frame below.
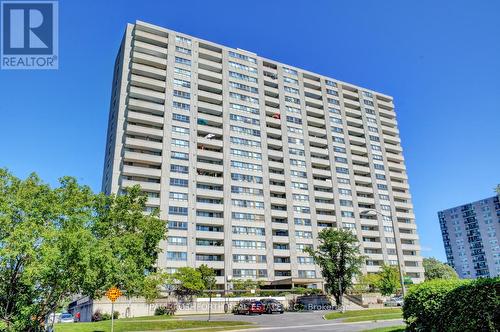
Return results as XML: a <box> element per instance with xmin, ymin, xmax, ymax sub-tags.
<box><xmin>384</xmin><ymin>296</ymin><xmax>404</xmax><ymax>307</ymax></box>
<box><xmin>59</xmin><ymin>313</ymin><xmax>74</xmax><ymax>323</ymax></box>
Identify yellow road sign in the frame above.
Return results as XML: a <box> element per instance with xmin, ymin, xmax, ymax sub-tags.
<box><xmin>105</xmin><ymin>286</ymin><xmax>122</xmax><ymax>302</ymax></box>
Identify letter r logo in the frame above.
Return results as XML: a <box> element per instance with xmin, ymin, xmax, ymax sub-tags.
<box><xmin>2</xmin><ymin>2</ymin><xmax>54</xmax><ymax>55</ymax></box>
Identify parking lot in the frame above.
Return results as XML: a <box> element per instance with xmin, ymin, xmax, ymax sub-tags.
<box><xmin>183</xmin><ymin>311</ymin><xmax>404</xmax><ymax>331</ymax></box>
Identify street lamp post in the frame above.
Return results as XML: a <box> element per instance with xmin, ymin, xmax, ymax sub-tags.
<box><xmin>360</xmin><ymin>209</ymin><xmax>406</xmax><ymax>297</ymax></box>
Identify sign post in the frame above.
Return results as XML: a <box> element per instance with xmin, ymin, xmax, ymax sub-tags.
<box><xmin>105</xmin><ymin>286</ymin><xmax>123</xmax><ymax>332</ymax></box>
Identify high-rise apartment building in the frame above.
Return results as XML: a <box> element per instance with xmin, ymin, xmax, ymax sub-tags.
<box><xmin>438</xmin><ymin>193</ymin><xmax>500</xmax><ymax>278</ymax></box>
<box><xmin>102</xmin><ymin>20</ymin><xmax>425</xmax><ymax>288</ymax></box>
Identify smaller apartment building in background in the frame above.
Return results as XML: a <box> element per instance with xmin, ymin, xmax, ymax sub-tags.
<box><xmin>438</xmin><ymin>191</ymin><xmax>500</xmax><ymax>278</ymax></box>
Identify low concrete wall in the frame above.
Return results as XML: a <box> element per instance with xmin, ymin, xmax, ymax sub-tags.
<box><xmin>71</xmin><ymin>296</ymin><xmax>288</xmax><ymax>322</ymax></box>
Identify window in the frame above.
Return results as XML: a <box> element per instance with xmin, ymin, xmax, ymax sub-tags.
<box><xmin>171</xmin><ymin>164</ymin><xmax>188</xmax><ymax>174</ymax></box>
<box><xmin>229</xmin><ymin>71</ymin><xmax>257</xmax><ymax>83</ymax></box>
<box><xmin>170</xmin><ymin>178</ymin><xmax>188</xmax><ymax>187</ymax></box>
<box><xmin>228</xmin><ymin>61</ymin><xmax>257</xmax><ymax>73</ymax></box>
<box><xmin>294</xmin><ymin>218</ymin><xmax>311</xmax><ymax>226</ymax></box>
<box><xmin>337</xmin><ymin>177</ymin><xmax>350</xmax><ymax>184</ymax></box>
<box><xmin>230</xmin><ymin>136</ymin><xmax>261</xmax><ymax>147</ymax></box>
<box><xmin>175</xmin><ymin>35</ymin><xmax>191</xmax><ymax>44</ymax></box>
<box><xmin>378</xmin><ymin>184</ymin><xmax>388</xmax><ymax>190</ymax></box>
<box><xmin>292</xmin><ymin>182</ymin><xmax>308</xmax><ymax>190</ymax></box>
<box><xmin>334</xmin><ymin>146</ymin><xmax>346</xmax><ymax>153</ymax></box>
<box><xmin>340</xmin><ymin>199</ymin><xmax>353</xmax><ymax>207</ymax></box>
<box><xmin>167</xmin><ymin>236</ymin><xmax>187</xmax><ymax>245</ymax></box>
<box><xmin>290</xmin><ymin>170</ymin><xmax>307</xmax><ymax>178</ymax></box>
<box><xmin>172</xmin><ymin>139</ymin><xmax>189</xmax><ymax>147</ymax></box>
<box><xmin>283</xmin><ymin>67</ymin><xmax>298</xmax><ymax>75</ymax></box>
<box><xmin>231</xmin><ymin>160</ymin><xmax>262</xmax><ymax>171</ymax></box>
<box><xmin>285</xmin><ymin>96</ymin><xmax>300</xmax><ymax>104</ymax></box>
<box><xmin>173</xmin><ymin>78</ymin><xmax>191</xmax><ymax>88</ymax></box>
<box><xmin>298</xmin><ymin>270</ymin><xmax>316</xmax><ymax>278</ymax></box>
<box><xmin>172</xmin><ymin>113</ymin><xmax>189</xmax><ymax>123</ymax></box>
<box><xmin>171</xmin><ymin>151</ymin><xmax>189</xmax><ymax>160</ymax></box>
<box><xmin>284</xmin><ymin>86</ymin><xmax>299</xmax><ymax>95</ymax></box>
<box><xmin>230</xmin><ymin>81</ymin><xmax>258</xmax><ymax>94</ymax></box>
<box><xmin>174</xmin><ymin>67</ymin><xmax>191</xmax><ymax>77</ymax></box>
<box><xmin>172</xmin><ymin>126</ymin><xmax>189</xmax><ymax>135</ymax></box>
<box><xmin>289</xmin><ymin>148</ymin><xmax>305</xmax><ymax>156</ymax></box>
<box><xmin>232</xmin><ymin>226</ymin><xmax>265</xmax><ymax>235</ymax></box>
<box><xmin>175</xmin><ymin>46</ymin><xmax>191</xmax><ymax>55</ymax></box>
<box><xmin>228</xmin><ymin>51</ymin><xmax>257</xmax><ymax>63</ymax></box>
<box><xmin>295</xmin><ymin>230</ymin><xmax>313</xmax><ymax>238</ymax></box>
<box><xmin>286</xmin><ymin>106</ymin><xmax>301</xmax><ymax>114</ymax></box>
<box><xmin>169</xmin><ymin>206</ymin><xmax>188</xmax><ymax>215</ymax></box>
<box><xmin>231</xmin><ymin>148</ymin><xmax>262</xmax><ymax>160</ymax></box>
<box><xmin>339</xmin><ymin>188</ymin><xmax>352</xmax><ymax>196</ymax></box>
<box><xmin>168</xmin><ymin>221</ymin><xmax>187</xmax><ymax>230</ymax></box>
<box><xmin>284</xmin><ymin>76</ymin><xmax>298</xmax><ymax>85</ymax></box>
<box><xmin>230</xmin><ymin>103</ymin><xmax>259</xmax><ymax>115</ymax></box>
<box><xmin>231</xmin><ymin>186</ymin><xmax>263</xmax><ymax>196</ymax></box>
<box><xmin>232</xmin><ymin>199</ymin><xmax>264</xmax><ymax>209</ymax></box>
<box><xmin>375</xmin><ymin>173</ymin><xmax>386</xmax><ymax>180</ymax></box>
<box><xmin>230</xmin><ymin>125</ymin><xmax>260</xmax><ymax>137</ymax></box>
<box><xmin>232</xmin><ymin>212</ymin><xmax>264</xmax><ymax>222</ymax></box>
<box><xmin>229</xmin><ymin>92</ymin><xmax>259</xmax><ymax>104</ymax></box>
<box><xmin>169</xmin><ymin>192</ymin><xmax>188</xmax><ymax>201</ymax></box>
<box><xmin>290</xmin><ymin>159</ymin><xmax>306</xmax><ymax>167</ymax></box>
<box><xmin>325</xmin><ymin>79</ymin><xmax>337</xmax><ymax>87</ymax></box>
<box><xmin>336</xmin><ymin>167</ymin><xmax>349</xmax><ymax>174</ymax></box>
<box><xmin>335</xmin><ymin>157</ymin><xmax>348</xmax><ymax>164</ymax></box>
<box><xmin>342</xmin><ymin>211</ymin><xmax>355</xmax><ymax>218</ymax></box>
<box><xmin>173</xmin><ymin>101</ymin><xmax>190</xmax><ymax>111</ymax></box>
<box><xmin>173</xmin><ymin>90</ymin><xmax>190</xmax><ymax>99</ymax></box>
<box><xmin>374</xmin><ymin>164</ymin><xmax>385</xmax><ymax>170</ymax></box>
<box><xmin>230</xmin><ymin>113</ymin><xmax>260</xmax><ymax>125</ymax></box>
<box><xmin>231</xmin><ymin>173</ymin><xmax>263</xmax><ymax>183</ymax></box>
<box><xmin>298</xmin><ymin>257</ymin><xmax>314</xmax><ymax>264</ymax></box>
<box><xmin>233</xmin><ymin>240</ymin><xmax>266</xmax><ymax>249</ymax></box>
<box><xmin>286</xmin><ymin>115</ymin><xmax>302</xmax><ymax>124</ymax></box>
<box><xmin>167</xmin><ymin>251</ymin><xmax>187</xmax><ymax>261</ymax></box>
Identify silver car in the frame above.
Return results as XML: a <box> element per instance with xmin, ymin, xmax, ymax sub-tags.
<box><xmin>384</xmin><ymin>296</ymin><xmax>404</xmax><ymax>307</ymax></box>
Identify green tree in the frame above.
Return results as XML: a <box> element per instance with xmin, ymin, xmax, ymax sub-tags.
<box><xmin>422</xmin><ymin>257</ymin><xmax>458</xmax><ymax>280</ymax></box>
<box><xmin>172</xmin><ymin>267</ymin><xmax>205</xmax><ymax>297</ymax></box>
<box><xmin>232</xmin><ymin>279</ymin><xmax>260</xmax><ymax>292</ymax></box>
<box><xmin>197</xmin><ymin>264</ymin><xmax>216</xmax><ymax>293</ymax></box>
<box><xmin>353</xmin><ymin>273</ymin><xmax>380</xmax><ymax>293</ymax></box>
<box><xmin>376</xmin><ymin>264</ymin><xmax>401</xmax><ymax>296</ymax></box>
<box><xmin>304</xmin><ymin>228</ymin><xmax>365</xmax><ymax>306</ymax></box>
<box><xmin>0</xmin><ymin>169</ymin><xmax>166</xmax><ymax>331</ymax></box>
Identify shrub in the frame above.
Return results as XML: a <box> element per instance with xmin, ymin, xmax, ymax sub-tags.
<box><xmin>437</xmin><ymin>277</ymin><xmax>499</xmax><ymax>332</ymax></box>
<box><xmin>154</xmin><ymin>302</ymin><xmax>177</xmax><ymax>316</ymax></box>
<box><xmin>403</xmin><ymin>279</ymin><xmax>467</xmax><ymax>331</ymax></box>
<box><xmin>91</xmin><ymin>310</ymin><xmax>103</xmax><ymax>322</ymax></box>
<box><xmin>101</xmin><ymin>312</ymin><xmax>111</xmax><ymax>320</ymax></box>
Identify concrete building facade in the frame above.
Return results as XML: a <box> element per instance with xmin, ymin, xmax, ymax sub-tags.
<box><xmin>438</xmin><ymin>194</ymin><xmax>500</xmax><ymax>278</ymax></box>
<box><xmin>102</xmin><ymin>20</ymin><xmax>425</xmax><ymax>288</ymax></box>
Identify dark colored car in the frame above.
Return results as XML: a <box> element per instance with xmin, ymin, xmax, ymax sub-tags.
<box><xmin>234</xmin><ymin>300</ymin><xmax>265</xmax><ymax>315</ymax></box>
<box><xmin>296</xmin><ymin>295</ymin><xmax>333</xmax><ymax>310</ymax></box>
<box><xmin>260</xmin><ymin>298</ymin><xmax>284</xmax><ymax>314</ymax></box>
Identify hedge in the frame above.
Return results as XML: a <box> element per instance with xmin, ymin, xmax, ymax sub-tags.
<box><xmin>402</xmin><ymin>279</ymin><xmax>468</xmax><ymax>331</ymax></box>
<box><xmin>437</xmin><ymin>277</ymin><xmax>499</xmax><ymax>331</ymax></box>
<box><xmin>403</xmin><ymin>277</ymin><xmax>500</xmax><ymax>332</ymax></box>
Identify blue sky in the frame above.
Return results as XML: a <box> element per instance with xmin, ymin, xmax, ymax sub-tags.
<box><xmin>0</xmin><ymin>0</ymin><xmax>499</xmax><ymax>261</ymax></box>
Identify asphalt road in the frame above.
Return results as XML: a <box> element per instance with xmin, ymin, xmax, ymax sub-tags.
<box><xmin>182</xmin><ymin>311</ymin><xmax>403</xmax><ymax>331</ymax></box>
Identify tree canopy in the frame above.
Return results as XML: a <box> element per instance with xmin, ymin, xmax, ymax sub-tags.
<box><xmin>0</xmin><ymin>169</ymin><xmax>166</xmax><ymax>331</ymax></box>
<box><xmin>376</xmin><ymin>264</ymin><xmax>402</xmax><ymax>296</ymax></box>
<box><xmin>304</xmin><ymin>228</ymin><xmax>365</xmax><ymax>306</ymax></box>
<box><xmin>423</xmin><ymin>257</ymin><xmax>458</xmax><ymax>280</ymax></box>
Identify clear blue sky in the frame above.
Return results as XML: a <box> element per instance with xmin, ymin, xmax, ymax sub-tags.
<box><xmin>1</xmin><ymin>0</ymin><xmax>499</xmax><ymax>261</ymax></box>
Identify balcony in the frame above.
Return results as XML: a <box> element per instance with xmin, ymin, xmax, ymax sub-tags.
<box><xmin>130</xmin><ymin>62</ymin><xmax>166</xmax><ymax>81</ymax></box>
<box><xmin>126</xmin><ymin>124</ymin><xmax>163</xmax><ymax>138</ymax></box>
<box><xmin>132</xmin><ymin>40</ymin><xmax>167</xmax><ymax>59</ymax></box>
<box><xmin>125</xmin><ymin>137</ymin><xmax>162</xmax><ymax>151</ymax></box>
<box><xmin>129</xmin><ymin>86</ymin><xmax>165</xmax><ymax>104</ymax></box>
<box><xmin>127</xmin><ymin>110</ymin><xmax>164</xmax><ymax>127</ymax></box>
<box><xmin>123</xmin><ymin>150</ymin><xmax>162</xmax><ymax>165</ymax></box>
<box><xmin>128</xmin><ymin>98</ymin><xmax>165</xmax><ymax>115</ymax></box>
<box><xmin>121</xmin><ymin>179</ymin><xmax>160</xmax><ymax>191</ymax></box>
<box><xmin>122</xmin><ymin>165</ymin><xmax>161</xmax><ymax>178</ymax></box>
<box><xmin>131</xmin><ymin>51</ymin><xmax>167</xmax><ymax>69</ymax></box>
<box><xmin>134</xmin><ymin>29</ymin><xmax>168</xmax><ymax>48</ymax></box>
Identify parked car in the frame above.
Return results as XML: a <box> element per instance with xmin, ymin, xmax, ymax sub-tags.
<box><xmin>260</xmin><ymin>298</ymin><xmax>284</xmax><ymax>314</ymax></box>
<box><xmin>46</xmin><ymin>313</ymin><xmax>61</xmax><ymax>324</ymax></box>
<box><xmin>59</xmin><ymin>313</ymin><xmax>74</xmax><ymax>323</ymax></box>
<box><xmin>234</xmin><ymin>300</ymin><xmax>265</xmax><ymax>315</ymax></box>
<box><xmin>296</xmin><ymin>294</ymin><xmax>333</xmax><ymax>310</ymax></box>
<box><xmin>384</xmin><ymin>296</ymin><xmax>404</xmax><ymax>307</ymax></box>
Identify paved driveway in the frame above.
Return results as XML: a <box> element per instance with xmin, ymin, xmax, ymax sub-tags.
<box><xmin>182</xmin><ymin>311</ymin><xmax>403</xmax><ymax>331</ymax></box>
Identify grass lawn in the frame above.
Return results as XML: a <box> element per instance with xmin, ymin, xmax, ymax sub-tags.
<box><xmin>54</xmin><ymin>318</ymin><xmax>251</xmax><ymax>332</ymax></box>
<box><xmin>324</xmin><ymin>308</ymin><xmax>402</xmax><ymax>322</ymax></box>
<box><xmin>362</xmin><ymin>325</ymin><xmax>406</xmax><ymax>332</ymax></box>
